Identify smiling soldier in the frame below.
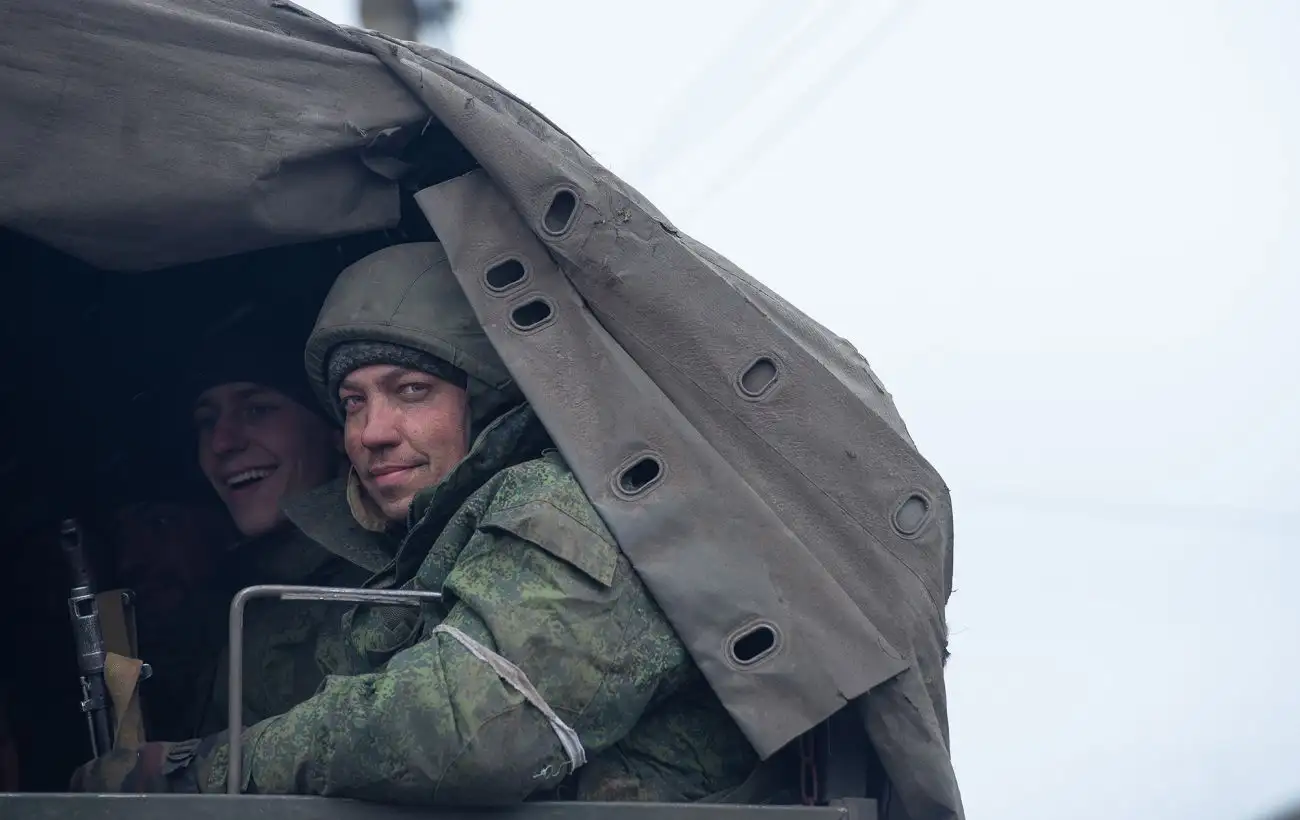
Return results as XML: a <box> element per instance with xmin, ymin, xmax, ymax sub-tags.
<box><xmin>71</xmin><ymin>244</ymin><xmax>771</xmax><ymax>803</ymax></box>
<box><xmin>171</xmin><ymin>302</ymin><xmax>376</xmax><ymax>737</ymax></box>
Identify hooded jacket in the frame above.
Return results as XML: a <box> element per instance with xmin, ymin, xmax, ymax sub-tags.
<box><xmin>152</xmin><ymin>243</ymin><xmax>776</xmax><ymax>803</ymax></box>
<box><xmin>167</xmin><ymin>302</ymin><xmax>376</xmax><ymax>740</ymax></box>
<box><xmin>190</xmin><ymin>517</ymin><xmax>374</xmax><ymax>737</ymax></box>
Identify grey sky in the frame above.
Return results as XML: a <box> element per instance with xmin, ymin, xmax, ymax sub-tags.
<box><xmin>302</xmin><ymin>1</ymin><xmax>1300</xmax><ymax>817</ymax></box>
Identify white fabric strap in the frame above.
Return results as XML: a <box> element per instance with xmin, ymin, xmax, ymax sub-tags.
<box><xmin>432</xmin><ymin>623</ymin><xmax>588</xmax><ymax>772</ymax></box>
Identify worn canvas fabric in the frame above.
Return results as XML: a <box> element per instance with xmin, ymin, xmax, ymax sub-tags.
<box><xmin>0</xmin><ymin>2</ymin><xmax>961</xmax><ymax>817</ymax></box>
<box><xmin>0</xmin><ymin>0</ymin><xmax>426</xmax><ymax>270</ymax></box>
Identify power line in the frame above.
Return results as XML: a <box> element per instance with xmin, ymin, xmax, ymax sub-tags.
<box><xmin>632</xmin><ymin>0</ymin><xmax>857</xmax><ymax>184</ymax></box>
<box><xmin>680</xmin><ymin>0</ymin><xmax>920</xmax><ymax>224</ymax></box>
<box><xmin>626</xmin><ymin>0</ymin><xmax>811</xmax><ymax>182</ymax></box>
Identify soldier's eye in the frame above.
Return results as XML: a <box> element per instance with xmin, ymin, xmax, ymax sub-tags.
<box><xmin>244</xmin><ymin>403</ymin><xmax>278</xmax><ymax>421</ymax></box>
<box><xmin>397</xmin><ymin>382</ymin><xmax>431</xmax><ymax>399</ymax></box>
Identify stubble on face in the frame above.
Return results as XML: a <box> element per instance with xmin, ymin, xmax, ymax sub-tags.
<box><xmin>338</xmin><ymin>365</ymin><xmax>471</xmax><ymax>524</ymax></box>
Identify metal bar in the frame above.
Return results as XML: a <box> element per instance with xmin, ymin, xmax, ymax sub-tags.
<box><xmin>0</xmin><ymin>794</ymin><xmax>855</xmax><ymax>820</ymax></box>
<box><xmin>226</xmin><ymin>584</ymin><xmax>442</xmax><ymax>794</ymax></box>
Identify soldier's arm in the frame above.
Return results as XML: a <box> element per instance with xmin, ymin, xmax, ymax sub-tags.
<box><xmin>203</xmin><ymin>512</ymin><xmax>687</xmax><ymax>801</ymax></box>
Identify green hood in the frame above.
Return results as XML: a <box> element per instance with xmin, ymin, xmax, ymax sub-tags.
<box><xmin>305</xmin><ymin>242</ymin><xmax>520</xmax><ymax>427</ymax></box>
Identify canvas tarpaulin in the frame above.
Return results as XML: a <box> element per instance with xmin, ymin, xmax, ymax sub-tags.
<box><xmin>0</xmin><ymin>0</ymin><xmax>429</xmax><ymax>270</ymax></box>
<box><xmin>0</xmin><ymin>2</ymin><xmax>963</xmax><ymax>818</ymax></box>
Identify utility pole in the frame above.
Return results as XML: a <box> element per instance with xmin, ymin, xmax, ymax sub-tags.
<box><xmin>359</xmin><ymin>0</ymin><xmax>459</xmax><ymax>45</ymax></box>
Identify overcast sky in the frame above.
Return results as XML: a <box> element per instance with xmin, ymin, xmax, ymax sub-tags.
<box><xmin>301</xmin><ymin>2</ymin><xmax>1300</xmax><ymax>817</ymax></box>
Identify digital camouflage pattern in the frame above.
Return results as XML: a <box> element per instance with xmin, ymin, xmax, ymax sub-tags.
<box><xmin>8</xmin><ymin>6</ymin><xmax>961</xmax><ymax>813</ymax></box>
<box><xmin>71</xmin><ymin>404</ymin><xmax>771</xmax><ymax>803</ymax></box>
<box><xmin>192</xmin><ymin>513</ymin><xmax>378</xmax><ymax>736</ymax></box>
<box><xmin>68</xmin><ymin>734</ymin><xmax>228</xmax><ymax>795</ymax></box>
<box><xmin>70</xmin><ymin>240</ymin><xmax>784</xmax><ymax>802</ymax></box>
<box><xmin>124</xmin><ymin>495</ymin><xmax>378</xmax><ymax>742</ymax></box>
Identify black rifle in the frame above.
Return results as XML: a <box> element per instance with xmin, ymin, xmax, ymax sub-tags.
<box><xmin>60</xmin><ymin>518</ymin><xmax>114</xmax><ymax>757</ymax></box>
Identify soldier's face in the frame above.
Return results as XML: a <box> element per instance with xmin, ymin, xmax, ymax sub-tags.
<box><xmin>338</xmin><ymin>364</ymin><xmax>471</xmax><ymax>523</ymax></box>
<box><xmin>193</xmin><ymin>382</ymin><xmax>341</xmax><ymax>537</ymax></box>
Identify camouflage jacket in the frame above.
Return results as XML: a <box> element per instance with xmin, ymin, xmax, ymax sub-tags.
<box><xmin>182</xmin><ymin>404</ymin><xmax>763</xmax><ymax>803</ymax></box>
<box><xmin>187</xmin><ymin>504</ymin><xmax>380</xmax><ymax>737</ymax></box>
<box><xmin>134</xmin><ymin>504</ymin><xmax>375</xmax><ymax>742</ymax></box>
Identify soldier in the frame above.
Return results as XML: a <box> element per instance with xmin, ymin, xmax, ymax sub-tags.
<box><xmin>70</xmin><ymin>243</ymin><xmax>782</xmax><ymax>803</ymax></box>
<box><xmin>141</xmin><ymin>303</ymin><xmax>376</xmax><ymax>741</ymax></box>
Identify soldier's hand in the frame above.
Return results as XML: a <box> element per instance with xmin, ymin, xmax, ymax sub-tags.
<box><xmin>69</xmin><ymin>742</ymin><xmax>174</xmax><ymax>793</ymax></box>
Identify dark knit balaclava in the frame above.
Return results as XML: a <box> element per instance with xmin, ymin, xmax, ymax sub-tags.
<box><xmin>325</xmin><ymin>340</ymin><xmax>469</xmax><ymax>415</ymax></box>
<box><xmin>185</xmin><ymin>302</ymin><xmax>326</xmax><ymax>422</ymax></box>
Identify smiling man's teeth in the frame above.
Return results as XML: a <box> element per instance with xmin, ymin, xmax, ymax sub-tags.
<box><xmin>227</xmin><ymin>468</ymin><xmax>273</xmax><ymax>488</ymax></box>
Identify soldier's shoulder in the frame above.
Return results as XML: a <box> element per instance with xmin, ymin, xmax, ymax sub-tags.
<box><xmin>484</xmin><ymin>451</ymin><xmax>615</xmax><ymax>545</ymax></box>
<box><xmin>471</xmin><ymin>452</ymin><xmax>623</xmax><ymax>588</ymax></box>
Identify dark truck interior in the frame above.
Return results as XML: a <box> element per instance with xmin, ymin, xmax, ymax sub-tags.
<box><xmin>0</xmin><ymin>210</ymin><xmax>440</xmax><ymax>791</ymax></box>
<box><xmin>0</xmin><ymin>122</ymin><xmax>882</xmax><ymax>812</ymax></box>
<box><xmin>0</xmin><ymin>118</ymin><xmax>481</xmax><ymax>791</ymax></box>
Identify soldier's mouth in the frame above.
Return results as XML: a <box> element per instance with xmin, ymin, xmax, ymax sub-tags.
<box><xmin>369</xmin><ymin>463</ymin><xmax>420</xmax><ymax>488</ymax></box>
<box><xmin>226</xmin><ymin>467</ymin><xmax>275</xmax><ymax>491</ymax></box>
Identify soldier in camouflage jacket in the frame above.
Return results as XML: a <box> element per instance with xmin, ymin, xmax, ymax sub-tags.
<box><xmin>70</xmin><ymin>242</ymin><xmax>770</xmax><ymax>804</ymax></box>
<box><xmin>163</xmin><ymin>302</ymin><xmax>374</xmax><ymax>740</ymax></box>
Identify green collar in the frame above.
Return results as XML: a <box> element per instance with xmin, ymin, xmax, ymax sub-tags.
<box><xmin>280</xmin><ymin>477</ymin><xmax>398</xmax><ymax>575</ymax></box>
<box><xmin>385</xmin><ymin>403</ymin><xmax>551</xmax><ymax>585</ymax></box>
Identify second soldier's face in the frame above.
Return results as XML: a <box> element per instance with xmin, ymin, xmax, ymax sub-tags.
<box><xmin>338</xmin><ymin>364</ymin><xmax>471</xmax><ymax>524</ymax></box>
<box><xmin>194</xmin><ymin>382</ymin><xmax>341</xmax><ymax>538</ymax></box>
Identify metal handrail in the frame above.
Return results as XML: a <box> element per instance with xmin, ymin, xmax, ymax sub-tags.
<box><xmin>226</xmin><ymin>585</ymin><xmax>442</xmax><ymax>794</ymax></box>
